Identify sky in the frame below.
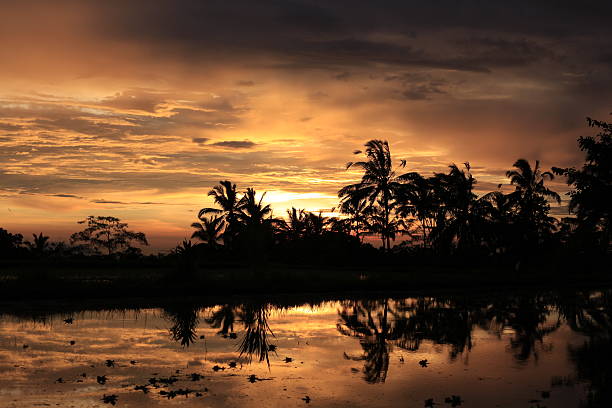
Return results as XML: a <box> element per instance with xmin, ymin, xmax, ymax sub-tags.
<box><xmin>1</xmin><ymin>1</ymin><xmax>611</xmax><ymax>251</ymax></box>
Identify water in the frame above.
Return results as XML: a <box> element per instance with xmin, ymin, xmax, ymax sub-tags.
<box><xmin>0</xmin><ymin>289</ymin><xmax>610</xmax><ymax>407</ymax></box>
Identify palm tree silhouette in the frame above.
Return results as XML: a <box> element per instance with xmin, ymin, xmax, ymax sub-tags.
<box><xmin>278</xmin><ymin>207</ymin><xmax>307</xmax><ymax>240</ymax></box>
<box><xmin>198</xmin><ymin>181</ymin><xmax>240</xmax><ymax>248</ymax></box>
<box><xmin>507</xmin><ymin>159</ymin><xmax>561</xmax><ymax>213</ymax></box>
<box><xmin>338</xmin><ymin>197</ymin><xmax>373</xmax><ymax>241</ymax></box>
<box><xmin>506</xmin><ymin>159</ymin><xmax>560</xmax><ymax>247</ymax></box>
<box><xmin>235</xmin><ymin>188</ymin><xmax>278</xmax><ymax>265</ymax></box>
<box><xmin>191</xmin><ymin>215</ymin><xmax>225</xmax><ymax>249</ymax></box>
<box><xmin>339</xmin><ymin>140</ymin><xmax>406</xmax><ymax>250</ymax></box>
<box><xmin>397</xmin><ymin>173</ymin><xmax>439</xmax><ymax>248</ymax></box>
<box><xmin>25</xmin><ymin>232</ymin><xmax>50</xmax><ymax>257</ymax></box>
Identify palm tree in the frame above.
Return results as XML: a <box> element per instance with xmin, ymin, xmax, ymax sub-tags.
<box><xmin>191</xmin><ymin>215</ymin><xmax>225</xmax><ymax>249</ymax></box>
<box><xmin>506</xmin><ymin>159</ymin><xmax>561</xmax><ymax>211</ymax></box>
<box><xmin>304</xmin><ymin>211</ymin><xmax>329</xmax><ymax>238</ymax></box>
<box><xmin>25</xmin><ymin>232</ymin><xmax>50</xmax><ymax>257</ymax></box>
<box><xmin>506</xmin><ymin>159</ymin><xmax>560</xmax><ymax>244</ymax></box>
<box><xmin>235</xmin><ymin>188</ymin><xmax>278</xmax><ymax>264</ymax></box>
<box><xmin>198</xmin><ymin>181</ymin><xmax>240</xmax><ymax>248</ymax></box>
<box><xmin>338</xmin><ymin>196</ymin><xmax>373</xmax><ymax>241</ymax></box>
<box><xmin>431</xmin><ymin>163</ymin><xmax>484</xmax><ymax>252</ymax></box>
<box><xmin>397</xmin><ymin>173</ymin><xmax>440</xmax><ymax>248</ymax></box>
<box><xmin>278</xmin><ymin>207</ymin><xmax>307</xmax><ymax>240</ymax></box>
<box><xmin>236</xmin><ymin>188</ymin><xmax>274</xmax><ymax>227</ymax></box>
<box><xmin>339</xmin><ymin>140</ymin><xmax>406</xmax><ymax>250</ymax></box>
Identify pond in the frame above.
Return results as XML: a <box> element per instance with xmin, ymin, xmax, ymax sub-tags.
<box><xmin>0</xmin><ymin>289</ymin><xmax>610</xmax><ymax>407</ymax></box>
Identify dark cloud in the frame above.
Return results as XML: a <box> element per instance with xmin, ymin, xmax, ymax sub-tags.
<box><xmin>101</xmin><ymin>89</ymin><xmax>165</xmax><ymax>113</ymax></box>
<box><xmin>49</xmin><ymin>193</ymin><xmax>84</xmax><ymax>199</ymax></box>
<box><xmin>91</xmin><ymin>199</ymin><xmax>165</xmax><ymax>205</ymax></box>
<box><xmin>192</xmin><ymin>137</ymin><xmax>209</xmax><ymax>144</ymax></box>
<box><xmin>0</xmin><ymin>123</ymin><xmax>23</xmax><ymax>131</ymax></box>
<box><xmin>210</xmin><ymin>140</ymin><xmax>256</xmax><ymax>149</ymax></box>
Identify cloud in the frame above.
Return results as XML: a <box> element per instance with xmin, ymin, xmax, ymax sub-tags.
<box><xmin>210</xmin><ymin>140</ymin><xmax>256</xmax><ymax>149</ymax></box>
<box><xmin>49</xmin><ymin>193</ymin><xmax>84</xmax><ymax>199</ymax></box>
<box><xmin>192</xmin><ymin>137</ymin><xmax>209</xmax><ymax>145</ymax></box>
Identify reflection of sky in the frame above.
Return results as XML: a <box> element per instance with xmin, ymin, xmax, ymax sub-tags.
<box><xmin>0</xmin><ymin>302</ymin><xmax>588</xmax><ymax>407</ymax></box>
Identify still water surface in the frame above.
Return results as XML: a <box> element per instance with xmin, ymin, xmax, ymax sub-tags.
<box><xmin>0</xmin><ymin>290</ymin><xmax>610</xmax><ymax>407</ymax></box>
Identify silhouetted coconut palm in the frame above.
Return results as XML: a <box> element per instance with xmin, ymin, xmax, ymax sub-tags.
<box><xmin>25</xmin><ymin>232</ymin><xmax>50</xmax><ymax>257</ymax></box>
<box><xmin>339</xmin><ymin>140</ymin><xmax>407</xmax><ymax>250</ymax></box>
<box><xmin>278</xmin><ymin>207</ymin><xmax>307</xmax><ymax>240</ymax></box>
<box><xmin>199</xmin><ymin>181</ymin><xmax>240</xmax><ymax>248</ymax></box>
<box><xmin>507</xmin><ymin>159</ymin><xmax>560</xmax><ymax>205</ymax></box>
<box><xmin>172</xmin><ymin>240</ymin><xmax>200</xmax><ymax>278</ymax></box>
<box><xmin>338</xmin><ymin>196</ymin><xmax>373</xmax><ymax>241</ymax></box>
<box><xmin>191</xmin><ymin>215</ymin><xmax>225</xmax><ymax>249</ymax></box>
<box><xmin>506</xmin><ymin>159</ymin><xmax>560</xmax><ymax>247</ymax></box>
<box><xmin>235</xmin><ymin>188</ymin><xmax>279</xmax><ymax>264</ymax></box>
<box><xmin>397</xmin><ymin>173</ymin><xmax>440</xmax><ymax>248</ymax></box>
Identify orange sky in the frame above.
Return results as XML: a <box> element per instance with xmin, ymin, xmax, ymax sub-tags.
<box><xmin>1</xmin><ymin>1</ymin><xmax>611</xmax><ymax>251</ymax></box>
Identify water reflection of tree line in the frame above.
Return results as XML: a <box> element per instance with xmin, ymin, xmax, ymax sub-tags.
<box><xmin>163</xmin><ymin>303</ymin><xmax>275</xmax><ymax>366</ymax></box>
<box><xmin>142</xmin><ymin>292</ymin><xmax>612</xmax><ymax>406</ymax></box>
<box><xmin>335</xmin><ymin>293</ymin><xmax>605</xmax><ymax>386</ymax></box>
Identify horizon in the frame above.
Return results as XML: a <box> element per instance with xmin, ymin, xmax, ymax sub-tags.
<box><xmin>2</xmin><ymin>1</ymin><xmax>611</xmax><ymax>251</ymax></box>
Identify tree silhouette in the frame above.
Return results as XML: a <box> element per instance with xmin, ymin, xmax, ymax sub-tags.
<box><xmin>397</xmin><ymin>173</ymin><xmax>440</xmax><ymax>248</ymax></box>
<box><xmin>506</xmin><ymin>159</ymin><xmax>560</xmax><ymax>249</ymax></box>
<box><xmin>554</xmin><ymin>117</ymin><xmax>612</xmax><ymax>253</ymax></box>
<box><xmin>70</xmin><ymin>216</ymin><xmax>148</xmax><ymax>256</ymax></box>
<box><xmin>337</xmin><ymin>196</ymin><xmax>373</xmax><ymax>241</ymax></box>
<box><xmin>339</xmin><ymin>140</ymin><xmax>407</xmax><ymax>250</ymax></box>
<box><xmin>235</xmin><ymin>188</ymin><xmax>278</xmax><ymax>265</ymax></box>
<box><xmin>25</xmin><ymin>232</ymin><xmax>50</xmax><ymax>258</ymax></box>
<box><xmin>199</xmin><ymin>181</ymin><xmax>240</xmax><ymax>249</ymax></box>
<box><xmin>191</xmin><ymin>215</ymin><xmax>225</xmax><ymax>249</ymax></box>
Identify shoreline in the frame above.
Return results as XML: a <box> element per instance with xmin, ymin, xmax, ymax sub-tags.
<box><xmin>2</xmin><ymin>262</ymin><xmax>611</xmax><ymax>304</ymax></box>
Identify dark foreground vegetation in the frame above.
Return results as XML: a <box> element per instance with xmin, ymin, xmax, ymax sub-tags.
<box><xmin>1</xmin><ymin>115</ymin><xmax>610</xmax><ymax>299</ymax></box>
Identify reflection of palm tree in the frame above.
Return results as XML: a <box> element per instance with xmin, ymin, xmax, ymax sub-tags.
<box><xmin>339</xmin><ymin>140</ymin><xmax>406</xmax><ymax>250</ymax></box>
<box><xmin>164</xmin><ymin>305</ymin><xmax>200</xmax><ymax>347</ymax></box>
<box><xmin>337</xmin><ymin>300</ymin><xmax>395</xmax><ymax>383</ymax></box>
<box><xmin>205</xmin><ymin>305</ymin><xmax>237</xmax><ymax>336</ymax></box>
<box><xmin>237</xmin><ymin>304</ymin><xmax>274</xmax><ymax>366</ymax></box>
<box><xmin>485</xmin><ymin>295</ymin><xmax>560</xmax><ymax>362</ymax></box>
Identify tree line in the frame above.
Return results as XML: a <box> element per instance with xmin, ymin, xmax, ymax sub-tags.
<box><xmin>1</xmin><ymin>116</ymin><xmax>610</xmax><ymax>269</ymax></box>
